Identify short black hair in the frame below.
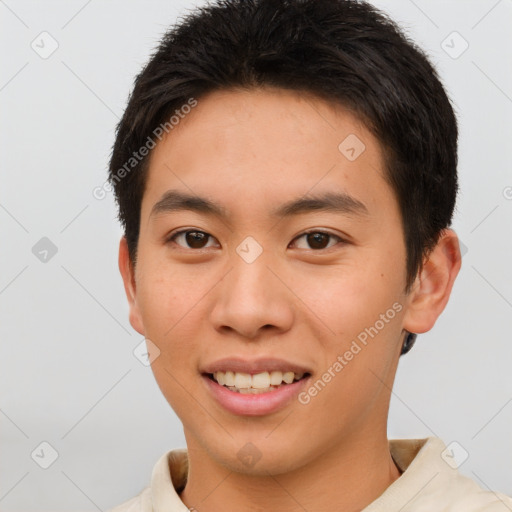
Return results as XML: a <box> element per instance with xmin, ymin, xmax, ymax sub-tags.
<box><xmin>108</xmin><ymin>0</ymin><xmax>458</xmax><ymax>292</ymax></box>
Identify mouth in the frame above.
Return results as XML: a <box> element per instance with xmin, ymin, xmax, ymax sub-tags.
<box><xmin>200</xmin><ymin>357</ymin><xmax>314</xmax><ymax>415</ymax></box>
<box><xmin>203</xmin><ymin>370</ymin><xmax>311</xmax><ymax>394</ymax></box>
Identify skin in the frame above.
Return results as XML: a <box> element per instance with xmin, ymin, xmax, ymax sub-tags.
<box><xmin>119</xmin><ymin>87</ymin><xmax>461</xmax><ymax>511</ymax></box>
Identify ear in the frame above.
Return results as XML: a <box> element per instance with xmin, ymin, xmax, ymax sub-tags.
<box><xmin>402</xmin><ymin>228</ymin><xmax>462</xmax><ymax>334</ymax></box>
<box><xmin>118</xmin><ymin>236</ymin><xmax>145</xmax><ymax>335</ymax></box>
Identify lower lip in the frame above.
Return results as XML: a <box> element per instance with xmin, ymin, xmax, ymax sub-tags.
<box><xmin>202</xmin><ymin>374</ymin><xmax>310</xmax><ymax>416</ymax></box>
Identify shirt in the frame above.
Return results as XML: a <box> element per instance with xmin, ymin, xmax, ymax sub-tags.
<box><xmin>107</xmin><ymin>437</ymin><xmax>512</xmax><ymax>511</ymax></box>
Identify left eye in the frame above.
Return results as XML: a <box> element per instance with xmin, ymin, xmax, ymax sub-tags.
<box><xmin>167</xmin><ymin>230</ymin><xmax>218</xmax><ymax>249</ymax></box>
<box><xmin>290</xmin><ymin>230</ymin><xmax>343</xmax><ymax>250</ymax></box>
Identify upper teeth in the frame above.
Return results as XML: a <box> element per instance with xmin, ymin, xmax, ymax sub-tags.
<box><xmin>213</xmin><ymin>371</ymin><xmax>305</xmax><ymax>389</ymax></box>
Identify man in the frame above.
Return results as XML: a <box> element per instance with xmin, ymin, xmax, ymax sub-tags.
<box><xmin>107</xmin><ymin>0</ymin><xmax>512</xmax><ymax>510</ymax></box>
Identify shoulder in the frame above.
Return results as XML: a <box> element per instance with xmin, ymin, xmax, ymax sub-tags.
<box><xmin>374</xmin><ymin>437</ymin><xmax>512</xmax><ymax>512</ymax></box>
<box><xmin>104</xmin><ymin>448</ymin><xmax>188</xmax><ymax>512</ymax></box>
<box><xmin>437</xmin><ymin>470</ymin><xmax>512</xmax><ymax>511</ymax></box>
<box><xmin>398</xmin><ymin>437</ymin><xmax>512</xmax><ymax>511</ymax></box>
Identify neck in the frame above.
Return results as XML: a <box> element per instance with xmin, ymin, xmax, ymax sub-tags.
<box><xmin>179</xmin><ymin>430</ymin><xmax>402</xmax><ymax>512</ymax></box>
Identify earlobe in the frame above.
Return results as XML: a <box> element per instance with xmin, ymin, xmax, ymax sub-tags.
<box><xmin>118</xmin><ymin>236</ymin><xmax>145</xmax><ymax>335</ymax></box>
<box><xmin>402</xmin><ymin>229</ymin><xmax>462</xmax><ymax>334</ymax></box>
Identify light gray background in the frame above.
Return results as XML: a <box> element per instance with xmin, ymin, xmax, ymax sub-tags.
<box><xmin>1</xmin><ymin>0</ymin><xmax>511</xmax><ymax>510</ymax></box>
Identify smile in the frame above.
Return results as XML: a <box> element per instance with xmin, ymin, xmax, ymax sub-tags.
<box><xmin>208</xmin><ymin>370</ymin><xmax>308</xmax><ymax>394</ymax></box>
<box><xmin>203</xmin><ymin>371</ymin><xmax>311</xmax><ymax>416</ymax></box>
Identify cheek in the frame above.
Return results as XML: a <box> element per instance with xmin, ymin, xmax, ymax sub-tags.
<box><xmin>136</xmin><ymin>256</ymin><xmax>200</xmax><ymax>331</ymax></box>
<box><xmin>135</xmin><ymin>258</ymin><xmax>216</xmax><ymax>362</ymax></box>
<box><xmin>138</xmin><ymin>270</ymin><xmax>205</xmax><ymax>406</ymax></box>
<box><xmin>292</xmin><ymin>258</ymin><xmax>402</xmax><ymax>335</ymax></box>
<box><xmin>293</xmin><ymin>258</ymin><xmax>405</xmax><ymax>396</ymax></box>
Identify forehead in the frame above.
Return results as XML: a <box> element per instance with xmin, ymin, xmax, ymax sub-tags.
<box><xmin>142</xmin><ymin>87</ymin><xmax>393</xmax><ymax>220</ymax></box>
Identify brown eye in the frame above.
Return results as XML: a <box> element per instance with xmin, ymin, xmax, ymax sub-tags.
<box><xmin>292</xmin><ymin>230</ymin><xmax>343</xmax><ymax>250</ymax></box>
<box><xmin>185</xmin><ymin>231</ymin><xmax>209</xmax><ymax>248</ymax></box>
<box><xmin>168</xmin><ymin>230</ymin><xmax>217</xmax><ymax>249</ymax></box>
<box><xmin>306</xmin><ymin>232</ymin><xmax>330</xmax><ymax>249</ymax></box>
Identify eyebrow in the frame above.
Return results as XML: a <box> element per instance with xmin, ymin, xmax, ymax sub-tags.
<box><xmin>150</xmin><ymin>189</ymin><xmax>369</xmax><ymax>220</ymax></box>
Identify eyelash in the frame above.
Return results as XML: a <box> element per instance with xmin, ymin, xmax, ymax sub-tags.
<box><xmin>165</xmin><ymin>229</ymin><xmax>346</xmax><ymax>251</ymax></box>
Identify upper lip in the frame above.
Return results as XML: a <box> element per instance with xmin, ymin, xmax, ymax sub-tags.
<box><xmin>201</xmin><ymin>357</ymin><xmax>312</xmax><ymax>376</ymax></box>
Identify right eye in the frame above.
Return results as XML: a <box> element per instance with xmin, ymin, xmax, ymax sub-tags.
<box><xmin>166</xmin><ymin>229</ymin><xmax>219</xmax><ymax>250</ymax></box>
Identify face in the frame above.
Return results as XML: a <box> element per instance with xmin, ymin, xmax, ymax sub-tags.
<box><xmin>121</xmin><ymin>87</ymin><xmax>417</xmax><ymax>474</ymax></box>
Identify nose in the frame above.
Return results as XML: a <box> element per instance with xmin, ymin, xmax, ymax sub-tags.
<box><xmin>209</xmin><ymin>248</ymin><xmax>294</xmax><ymax>340</ymax></box>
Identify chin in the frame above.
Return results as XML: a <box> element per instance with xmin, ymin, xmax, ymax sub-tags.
<box><xmin>209</xmin><ymin>436</ymin><xmax>309</xmax><ymax>476</ymax></box>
